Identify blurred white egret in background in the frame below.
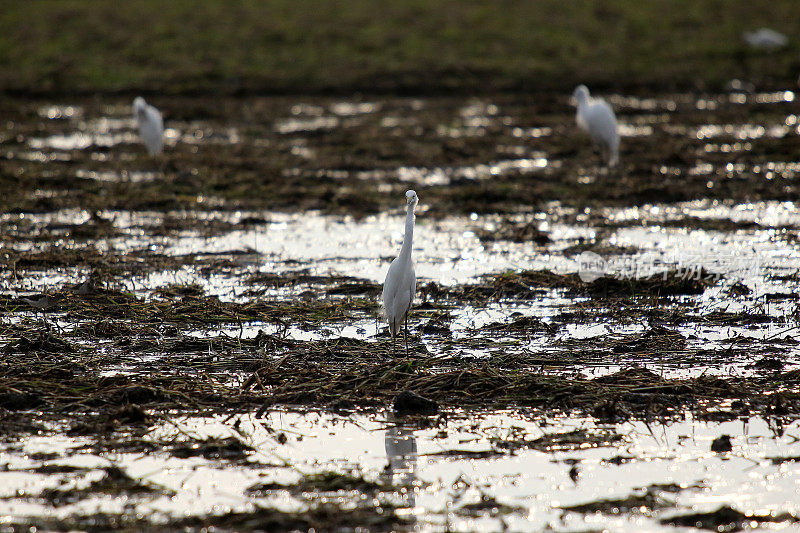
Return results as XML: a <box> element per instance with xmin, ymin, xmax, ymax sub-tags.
<box><xmin>382</xmin><ymin>190</ymin><xmax>418</xmax><ymax>355</ymax></box>
<box><xmin>743</xmin><ymin>28</ymin><xmax>788</xmax><ymax>50</ymax></box>
<box><xmin>725</xmin><ymin>78</ymin><xmax>755</xmax><ymax>94</ymax></box>
<box><xmin>133</xmin><ymin>97</ymin><xmax>164</xmax><ymax>155</ymax></box>
<box><xmin>573</xmin><ymin>85</ymin><xmax>619</xmax><ymax>168</ymax></box>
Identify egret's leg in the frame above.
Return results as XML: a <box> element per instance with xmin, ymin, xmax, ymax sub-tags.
<box><xmin>404</xmin><ymin>315</ymin><xmax>409</xmax><ymax>356</ymax></box>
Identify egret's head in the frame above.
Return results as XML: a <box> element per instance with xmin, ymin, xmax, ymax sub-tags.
<box><xmin>133</xmin><ymin>96</ymin><xmax>147</xmax><ymax>120</ymax></box>
<box><xmin>406</xmin><ymin>190</ymin><xmax>418</xmax><ymax>207</ymax></box>
<box><xmin>572</xmin><ymin>85</ymin><xmax>590</xmax><ymax>104</ymax></box>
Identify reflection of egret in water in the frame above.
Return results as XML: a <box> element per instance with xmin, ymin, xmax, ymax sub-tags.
<box><xmin>383</xmin><ymin>421</ymin><xmax>418</xmax><ymax>510</ymax></box>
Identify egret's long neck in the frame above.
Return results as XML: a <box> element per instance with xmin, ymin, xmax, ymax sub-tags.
<box><xmin>399</xmin><ymin>203</ymin><xmax>416</xmax><ymax>260</ymax></box>
<box><xmin>576</xmin><ymin>93</ymin><xmax>587</xmax><ymax>111</ymax></box>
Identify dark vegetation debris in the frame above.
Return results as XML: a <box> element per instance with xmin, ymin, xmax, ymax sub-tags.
<box><xmin>660</xmin><ymin>505</ymin><xmax>799</xmax><ymax>531</ymax></box>
<box><xmin>247</xmin><ymin>471</ymin><xmax>384</xmax><ymax>495</ymax></box>
<box><xmin>426</xmin><ymin>269</ymin><xmax>716</xmax><ymax>302</ymax></box>
<box><xmin>171</xmin><ymin>436</ymin><xmax>253</xmax><ymax>461</ymax></box>
<box><xmin>562</xmin><ymin>482</ymin><xmax>704</xmax><ymax>515</ymax></box>
<box><xmin>11</xmin><ymin>504</ymin><xmax>408</xmax><ymax>533</ymax></box>
<box><xmin>493</xmin><ymin>428</ymin><xmax>623</xmax><ymax>454</ymax></box>
<box><xmin>474</xmin><ymin>220</ymin><xmax>551</xmax><ymax>244</ymax></box>
<box><xmin>68</xmin><ymin>405</ymin><xmax>151</xmax><ymax>436</ymax></box>
<box><xmin>456</xmin><ymin>495</ymin><xmax>524</xmax><ymax>516</ymax></box>
<box><xmin>561</xmin><ymin>492</ymin><xmax>671</xmax><ymax>515</ymax></box>
<box><xmin>37</xmin><ymin>466</ymin><xmax>173</xmax><ymax>506</ymax></box>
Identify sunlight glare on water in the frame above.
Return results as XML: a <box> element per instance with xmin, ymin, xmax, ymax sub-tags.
<box><xmin>161</xmin><ymin>211</ymin><xmax>582</xmax><ymax>285</ymax></box>
<box><xmin>1</xmin><ymin>411</ymin><xmax>798</xmax><ymax>532</ymax></box>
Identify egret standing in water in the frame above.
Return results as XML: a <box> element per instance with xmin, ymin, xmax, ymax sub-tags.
<box><xmin>382</xmin><ymin>190</ymin><xmax>418</xmax><ymax>355</ymax></box>
<box><xmin>133</xmin><ymin>97</ymin><xmax>164</xmax><ymax>156</ymax></box>
<box><xmin>572</xmin><ymin>85</ymin><xmax>619</xmax><ymax>167</ymax></box>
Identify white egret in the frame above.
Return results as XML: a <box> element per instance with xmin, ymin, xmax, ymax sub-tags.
<box><xmin>743</xmin><ymin>28</ymin><xmax>788</xmax><ymax>50</ymax></box>
<box><xmin>133</xmin><ymin>97</ymin><xmax>164</xmax><ymax>155</ymax></box>
<box><xmin>572</xmin><ymin>85</ymin><xmax>619</xmax><ymax>167</ymax></box>
<box><xmin>382</xmin><ymin>190</ymin><xmax>418</xmax><ymax>354</ymax></box>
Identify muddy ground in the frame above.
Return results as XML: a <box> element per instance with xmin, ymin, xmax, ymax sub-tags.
<box><xmin>1</xmin><ymin>90</ymin><xmax>800</xmax><ymax>530</ymax></box>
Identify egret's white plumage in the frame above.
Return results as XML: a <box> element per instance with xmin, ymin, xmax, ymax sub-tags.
<box><xmin>573</xmin><ymin>85</ymin><xmax>619</xmax><ymax>167</ymax></box>
<box><xmin>382</xmin><ymin>190</ymin><xmax>418</xmax><ymax>350</ymax></box>
<box><xmin>133</xmin><ymin>97</ymin><xmax>164</xmax><ymax>155</ymax></box>
<box><xmin>743</xmin><ymin>28</ymin><xmax>788</xmax><ymax>50</ymax></box>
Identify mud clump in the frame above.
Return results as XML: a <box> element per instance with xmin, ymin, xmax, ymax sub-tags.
<box><xmin>393</xmin><ymin>390</ymin><xmax>439</xmax><ymax>415</ymax></box>
<box><xmin>710</xmin><ymin>435</ymin><xmax>733</xmax><ymax>453</ymax></box>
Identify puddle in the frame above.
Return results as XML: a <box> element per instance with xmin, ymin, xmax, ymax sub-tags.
<box><xmin>275</xmin><ymin>116</ymin><xmax>340</xmax><ymax>134</ymax></box>
<box><xmin>29</xmin><ymin>131</ymin><xmax>137</xmax><ymax>151</ymax></box>
<box><xmin>694</xmin><ymin>123</ymin><xmax>791</xmax><ymax>140</ymax></box>
<box><xmin>75</xmin><ymin>169</ymin><xmax>161</xmax><ymax>183</ymax></box>
<box><xmin>153</xmin><ymin>210</ymin><xmax>583</xmax><ymax>285</ymax></box>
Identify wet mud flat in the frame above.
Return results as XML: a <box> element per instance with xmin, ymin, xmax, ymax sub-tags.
<box><xmin>1</xmin><ymin>91</ymin><xmax>800</xmax><ymax>530</ymax></box>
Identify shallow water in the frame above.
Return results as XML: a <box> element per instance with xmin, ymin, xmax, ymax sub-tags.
<box><xmin>4</xmin><ymin>197</ymin><xmax>800</xmax><ymax>380</ymax></box>
<box><xmin>1</xmin><ymin>410</ymin><xmax>798</xmax><ymax>531</ymax></box>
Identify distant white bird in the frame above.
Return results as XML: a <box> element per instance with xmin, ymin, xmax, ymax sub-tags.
<box><xmin>382</xmin><ymin>190</ymin><xmax>418</xmax><ymax>354</ymax></box>
<box><xmin>743</xmin><ymin>28</ymin><xmax>788</xmax><ymax>50</ymax></box>
<box><xmin>572</xmin><ymin>85</ymin><xmax>619</xmax><ymax>167</ymax></box>
<box><xmin>133</xmin><ymin>97</ymin><xmax>164</xmax><ymax>155</ymax></box>
<box><xmin>725</xmin><ymin>78</ymin><xmax>755</xmax><ymax>94</ymax></box>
